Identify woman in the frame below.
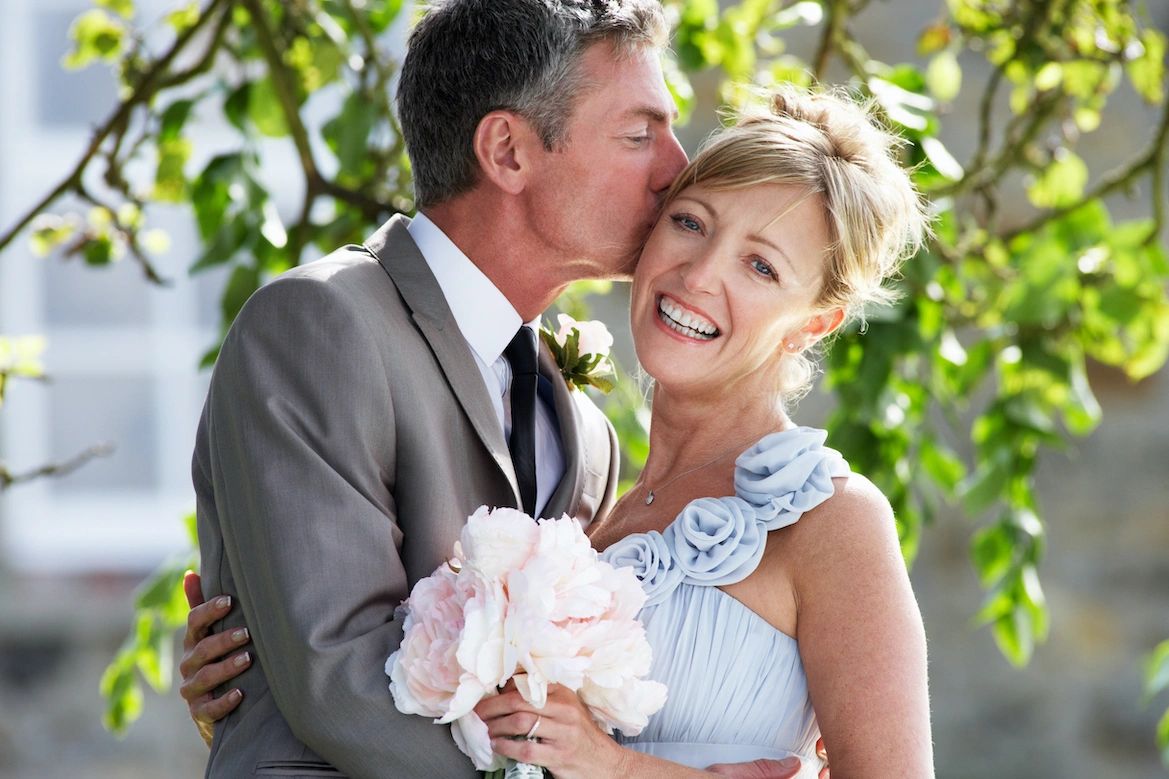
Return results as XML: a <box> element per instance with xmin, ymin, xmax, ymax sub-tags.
<box><xmin>182</xmin><ymin>87</ymin><xmax>933</xmax><ymax>778</ymax></box>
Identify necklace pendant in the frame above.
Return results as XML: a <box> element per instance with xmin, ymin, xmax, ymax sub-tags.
<box><xmin>645</xmin><ymin>490</ymin><xmax>655</xmax><ymax>505</ymax></box>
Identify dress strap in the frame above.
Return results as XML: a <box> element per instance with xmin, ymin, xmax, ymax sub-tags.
<box><xmin>601</xmin><ymin>427</ymin><xmax>850</xmax><ymax>606</ymax></box>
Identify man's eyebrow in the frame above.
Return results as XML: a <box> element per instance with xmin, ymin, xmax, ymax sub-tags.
<box><xmin>622</xmin><ymin>106</ymin><xmax>678</xmax><ymax>123</ymax></box>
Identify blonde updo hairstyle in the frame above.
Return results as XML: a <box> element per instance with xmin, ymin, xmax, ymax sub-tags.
<box><xmin>663</xmin><ymin>86</ymin><xmax>929</xmax><ymax>401</ymax></box>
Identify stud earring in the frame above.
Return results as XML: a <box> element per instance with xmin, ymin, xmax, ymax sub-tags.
<box><xmin>785</xmin><ymin>340</ymin><xmax>799</xmax><ymax>353</ymax></box>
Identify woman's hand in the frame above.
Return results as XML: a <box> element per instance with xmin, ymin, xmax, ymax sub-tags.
<box><xmin>474</xmin><ymin>684</ymin><xmax>626</xmax><ymax>779</ymax></box>
<box><xmin>179</xmin><ymin>571</ymin><xmax>252</xmax><ymax>746</ymax></box>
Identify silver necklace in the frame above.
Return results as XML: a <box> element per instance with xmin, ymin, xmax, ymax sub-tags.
<box><xmin>642</xmin><ymin>434</ymin><xmax>763</xmax><ymax>505</ymax></box>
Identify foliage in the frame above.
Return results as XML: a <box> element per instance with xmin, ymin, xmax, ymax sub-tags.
<box><xmin>0</xmin><ymin>0</ymin><xmax>1165</xmax><ymax>750</ymax></box>
<box><xmin>100</xmin><ymin>513</ymin><xmax>199</xmax><ymax>732</ymax></box>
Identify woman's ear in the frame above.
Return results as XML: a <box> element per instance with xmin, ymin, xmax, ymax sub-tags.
<box><xmin>787</xmin><ymin>308</ymin><xmax>845</xmax><ymax>352</ymax></box>
<box><xmin>472</xmin><ymin>110</ymin><xmax>540</xmax><ymax>196</ymax></box>
<box><xmin>806</xmin><ymin>307</ymin><xmax>846</xmax><ymax>340</ymax></box>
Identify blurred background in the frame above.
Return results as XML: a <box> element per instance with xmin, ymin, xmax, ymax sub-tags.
<box><xmin>0</xmin><ymin>0</ymin><xmax>1167</xmax><ymax>776</ymax></box>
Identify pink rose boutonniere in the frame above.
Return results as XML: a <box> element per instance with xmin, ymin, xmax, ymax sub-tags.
<box><xmin>539</xmin><ymin>314</ymin><xmax>617</xmax><ymax>394</ymax></box>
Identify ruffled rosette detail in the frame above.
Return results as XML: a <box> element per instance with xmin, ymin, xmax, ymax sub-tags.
<box><xmin>734</xmin><ymin>427</ymin><xmax>849</xmax><ymax>529</ymax></box>
<box><xmin>602</xmin><ymin>529</ymin><xmax>684</xmax><ymax>607</ymax></box>
<box><xmin>662</xmin><ymin>496</ymin><xmax>762</xmax><ymax>588</ymax></box>
<box><xmin>603</xmin><ymin>427</ymin><xmax>850</xmax><ymax>604</ymax></box>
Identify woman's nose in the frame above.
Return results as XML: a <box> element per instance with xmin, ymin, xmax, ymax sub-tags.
<box><xmin>679</xmin><ymin>251</ymin><xmax>723</xmax><ymax>295</ymax></box>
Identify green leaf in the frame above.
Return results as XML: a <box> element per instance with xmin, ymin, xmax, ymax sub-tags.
<box><xmin>959</xmin><ymin>456</ymin><xmax>1008</xmax><ymax>516</ymax></box>
<box><xmin>224</xmin><ymin>82</ymin><xmax>252</xmax><ymax>132</ymax></box>
<box><xmin>1033</xmin><ymin>62</ymin><xmax>1063</xmax><ymax>92</ymax></box>
<box><xmin>1026</xmin><ymin>152</ymin><xmax>1088</xmax><ymax>209</ymax></box>
<box><xmin>154</xmin><ymin>137</ymin><xmax>191</xmax><ymax>203</ymax></box>
<box><xmin>917</xmin><ymin>23</ymin><xmax>952</xmax><ymax>56</ymax></box>
<box><xmin>29</xmin><ymin>215</ymin><xmax>76</xmax><ymax>257</ymax></box>
<box><xmin>222</xmin><ymin>264</ymin><xmax>262</xmax><ymax>323</ymax></box>
<box><xmin>100</xmin><ymin>649</ymin><xmax>143</xmax><ymax>733</ymax></box>
<box><xmin>1143</xmin><ymin>640</ymin><xmax>1169</xmax><ymax>702</ymax></box>
<box><xmin>324</xmin><ymin>92</ymin><xmax>378</xmax><ymax>176</ymax></box>
<box><xmin>921</xmin><ymin>137</ymin><xmax>963</xmax><ymax>181</ymax></box>
<box><xmin>919</xmin><ymin>437</ymin><xmax>965</xmax><ymax>492</ymax></box>
<box><xmin>247</xmin><ymin>78</ymin><xmax>289</xmax><ymax>137</ymax></box>
<box><xmin>971</xmin><ymin>522</ymin><xmax>1014</xmax><ymax>588</ymax></box>
<box><xmin>183</xmin><ymin>511</ymin><xmax>199</xmax><ymax>549</ymax></box>
<box><xmin>926</xmin><ymin>51</ymin><xmax>962</xmax><ymax>102</ymax></box>
<box><xmin>83</xmin><ymin>235</ymin><xmax>114</xmax><ymax>266</ymax></box>
<box><xmin>166</xmin><ymin>2</ymin><xmax>200</xmax><ymax>33</ymax></box>
<box><xmin>367</xmin><ymin>0</ymin><xmax>404</xmax><ymax>32</ymax></box>
<box><xmin>134</xmin><ymin>562</ymin><xmax>191</xmax><ymax>626</ymax></box>
<box><xmin>159</xmin><ymin>99</ymin><xmax>195</xmax><ymax>142</ymax></box>
<box><xmin>992</xmin><ymin>608</ymin><xmax>1034</xmax><ymax>667</ymax></box>
<box><xmin>96</xmin><ymin>0</ymin><xmax>134</xmax><ymax>20</ymax></box>
<box><xmin>64</xmin><ymin>9</ymin><xmax>125</xmax><ymax>69</ymax></box>
<box><xmin>133</xmin><ymin>614</ymin><xmax>171</xmax><ymax>692</ymax></box>
<box><xmin>1158</xmin><ymin>707</ymin><xmax>1169</xmax><ymax>767</ymax></box>
<box><xmin>868</xmin><ymin>76</ymin><xmax>934</xmax><ymax>132</ymax></box>
<box><xmin>662</xmin><ymin>51</ymin><xmax>695</xmax><ymax>125</ymax></box>
<box><xmin>1127</xmin><ymin>30</ymin><xmax>1166</xmax><ymax>104</ymax></box>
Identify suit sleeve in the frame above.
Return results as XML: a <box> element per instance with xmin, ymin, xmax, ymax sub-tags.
<box><xmin>200</xmin><ymin>275</ymin><xmax>477</xmax><ymax>778</ymax></box>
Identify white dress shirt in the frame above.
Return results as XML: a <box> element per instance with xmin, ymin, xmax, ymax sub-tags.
<box><xmin>408</xmin><ymin>212</ymin><xmax>566</xmax><ymax>517</ymax></box>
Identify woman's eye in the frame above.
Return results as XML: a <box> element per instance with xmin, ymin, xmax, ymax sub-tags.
<box><xmin>670</xmin><ymin>214</ymin><xmax>702</xmax><ymax>232</ymax></box>
<box><xmin>750</xmin><ymin>256</ymin><xmax>778</xmax><ymax>280</ymax></box>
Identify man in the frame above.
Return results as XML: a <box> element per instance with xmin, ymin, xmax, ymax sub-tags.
<box><xmin>189</xmin><ymin>1</ymin><xmax>687</xmax><ymax>777</ymax></box>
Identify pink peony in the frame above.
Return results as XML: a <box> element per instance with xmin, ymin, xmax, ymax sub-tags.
<box><xmin>385</xmin><ymin>566</ymin><xmax>463</xmax><ymax>719</ymax></box>
<box><xmin>386</xmin><ymin>506</ymin><xmax>667</xmax><ymax>772</ymax></box>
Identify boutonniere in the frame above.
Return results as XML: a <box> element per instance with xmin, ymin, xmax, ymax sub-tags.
<box><xmin>539</xmin><ymin>314</ymin><xmax>617</xmax><ymax>394</ymax></box>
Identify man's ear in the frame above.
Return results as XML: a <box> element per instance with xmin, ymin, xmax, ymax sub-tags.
<box><xmin>472</xmin><ymin>110</ymin><xmax>540</xmax><ymax>195</ymax></box>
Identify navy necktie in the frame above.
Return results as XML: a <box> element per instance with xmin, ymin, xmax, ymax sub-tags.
<box><xmin>504</xmin><ymin>327</ymin><xmax>539</xmax><ymax>516</ymax></box>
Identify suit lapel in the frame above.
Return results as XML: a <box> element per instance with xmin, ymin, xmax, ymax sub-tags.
<box><xmin>365</xmin><ymin>216</ymin><xmax>521</xmax><ymax>506</ymax></box>
<box><xmin>540</xmin><ymin>344</ymin><xmax>585</xmax><ymax>519</ymax></box>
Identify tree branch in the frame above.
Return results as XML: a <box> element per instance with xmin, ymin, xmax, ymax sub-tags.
<box><xmin>1004</xmin><ymin>98</ymin><xmax>1169</xmax><ymax>240</ymax></box>
<box><xmin>240</xmin><ymin>0</ymin><xmax>319</xmax><ymax>187</ymax></box>
<box><xmin>813</xmin><ymin>0</ymin><xmax>847</xmax><ymax>80</ymax></box>
<box><xmin>0</xmin><ymin>443</ymin><xmax>115</xmax><ymax>490</ymax></box>
<box><xmin>0</xmin><ymin>0</ymin><xmax>229</xmax><ymax>257</ymax></box>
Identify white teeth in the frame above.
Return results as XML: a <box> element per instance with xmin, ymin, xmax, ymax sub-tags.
<box><xmin>657</xmin><ymin>296</ymin><xmax>719</xmax><ymax>340</ymax></box>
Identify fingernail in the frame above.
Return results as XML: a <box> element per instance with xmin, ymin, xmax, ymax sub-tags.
<box><xmin>229</xmin><ymin>688</ymin><xmax>243</xmax><ymax>702</ymax></box>
<box><xmin>215</xmin><ymin>596</ymin><xmax>231</xmax><ymax>609</ymax></box>
<box><xmin>232</xmin><ymin>627</ymin><xmax>249</xmax><ymax>643</ymax></box>
<box><xmin>234</xmin><ymin>652</ymin><xmax>250</xmax><ymax>667</ymax></box>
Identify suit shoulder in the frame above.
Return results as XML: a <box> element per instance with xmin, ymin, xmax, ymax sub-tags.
<box><xmin>237</xmin><ymin>246</ymin><xmax>398</xmax><ymax>320</ymax></box>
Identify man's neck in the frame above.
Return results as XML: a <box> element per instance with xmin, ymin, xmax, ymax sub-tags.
<box><xmin>422</xmin><ymin>201</ymin><xmax>572</xmax><ymax>321</ymax></box>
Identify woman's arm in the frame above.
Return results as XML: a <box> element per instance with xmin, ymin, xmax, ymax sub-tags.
<box><xmin>790</xmin><ymin>474</ymin><xmax>933</xmax><ymax>778</ymax></box>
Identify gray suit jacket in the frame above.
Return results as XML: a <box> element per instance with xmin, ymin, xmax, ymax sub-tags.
<box><xmin>193</xmin><ymin>215</ymin><xmax>620</xmax><ymax>778</ymax></box>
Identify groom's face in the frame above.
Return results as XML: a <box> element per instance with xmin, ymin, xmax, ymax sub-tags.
<box><xmin>520</xmin><ymin>43</ymin><xmax>688</xmax><ymax>279</ymax></box>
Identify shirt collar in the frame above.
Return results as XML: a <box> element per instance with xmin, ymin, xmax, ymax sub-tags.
<box><xmin>408</xmin><ymin>212</ymin><xmax>539</xmax><ymax>365</ymax></box>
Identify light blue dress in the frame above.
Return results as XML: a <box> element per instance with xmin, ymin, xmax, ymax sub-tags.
<box><xmin>600</xmin><ymin>427</ymin><xmax>849</xmax><ymax>778</ymax></box>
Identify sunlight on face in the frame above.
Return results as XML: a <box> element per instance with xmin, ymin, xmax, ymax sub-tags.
<box><xmin>629</xmin><ymin>182</ymin><xmax>839</xmax><ymax>401</ymax></box>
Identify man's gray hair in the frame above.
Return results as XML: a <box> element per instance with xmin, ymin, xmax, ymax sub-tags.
<box><xmin>398</xmin><ymin>0</ymin><xmax>668</xmax><ymax>208</ymax></box>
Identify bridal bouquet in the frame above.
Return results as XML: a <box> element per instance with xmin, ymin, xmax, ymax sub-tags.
<box><xmin>385</xmin><ymin>506</ymin><xmax>667</xmax><ymax>776</ymax></box>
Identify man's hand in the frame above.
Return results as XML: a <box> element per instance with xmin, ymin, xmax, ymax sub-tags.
<box><xmin>179</xmin><ymin>571</ymin><xmax>252</xmax><ymax>747</ymax></box>
<box><xmin>706</xmin><ymin>757</ymin><xmax>802</xmax><ymax>778</ymax></box>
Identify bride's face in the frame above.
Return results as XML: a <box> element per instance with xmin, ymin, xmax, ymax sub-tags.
<box><xmin>629</xmin><ymin>182</ymin><xmax>838</xmax><ymax>398</ymax></box>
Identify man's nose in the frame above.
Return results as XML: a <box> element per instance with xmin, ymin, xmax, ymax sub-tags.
<box><xmin>652</xmin><ymin>129</ymin><xmax>689</xmax><ymax>194</ymax></box>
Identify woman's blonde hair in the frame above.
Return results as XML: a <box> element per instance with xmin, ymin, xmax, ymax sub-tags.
<box><xmin>664</xmin><ymin>86</ymin><xmax>930</xmax><ymax>400</ymax></box>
